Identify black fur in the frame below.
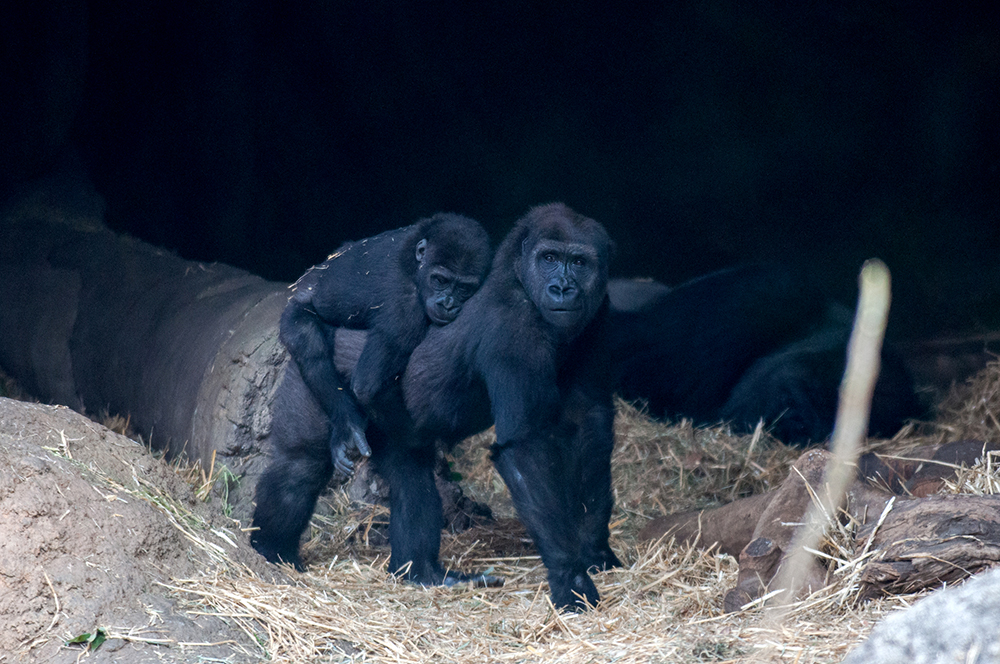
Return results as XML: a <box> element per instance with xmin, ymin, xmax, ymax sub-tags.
<box><xmin>386</xmin><ymin>203</ymin><xmax>621</xmax><ymax>610</ymax></box>
<box><xmin>250</xmin><ymin>360</ymin><xmax>335</xmax><ymax>568</ymax></box>
<box><xmin>279</xmin><ymin>212</ymin><xmax>490</xmax><ymax>472</ymax></box>
<box><xmin>251</xmin><ymin>213</ymin><xmax>491</xmax><ymax>569</ymax></box>
<box><xmin>720</xmin><ymin>303</ymin><xmax>922</xmax><ymax>444</ymax></box>
<box><xmin>609</xmin><ymin>265</ymin><xmax>922</xmax><ymax>445</ymax></box>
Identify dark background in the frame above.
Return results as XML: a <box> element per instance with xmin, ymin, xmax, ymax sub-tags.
<box><xmin>2</xmin><ymin>0</ymin><xmax>997</xmax><ymax>340</ymax></box>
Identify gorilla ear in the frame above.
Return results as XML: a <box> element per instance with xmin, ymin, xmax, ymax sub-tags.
<box><xmin>415</xmin><ymin>238</ymin><xmax>428</xmax><ymax>266</ymax></box>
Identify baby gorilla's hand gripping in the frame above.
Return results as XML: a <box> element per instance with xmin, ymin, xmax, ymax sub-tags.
<box><xmin>330</xmin><ymin>421</ymin><xmax>371</xmax><ymax>476</ymax></box>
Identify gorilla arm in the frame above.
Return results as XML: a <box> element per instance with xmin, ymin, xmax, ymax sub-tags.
<box><xmin>474</xmin><ymin>325</ymin><xmax>605</xmax><ymax>609</ymax></box>
<box><xmin>280</xmin><ymin>293</ymin><xmax>371</xmax><ymax>474</ymax></box>
<box><xmin>348</xmin><ymin>318</ymin><xmax>423</xmax><ymax>410</ymax></box>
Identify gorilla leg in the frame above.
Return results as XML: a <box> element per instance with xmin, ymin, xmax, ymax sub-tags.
<box><xmin>371</xmin><ymin>430</ymin><xmax>503</xmax><ymax>587</ymax></box>
<box><xmin>491</xmin><ymin>439</ymin><xmax>599</xmax><ymax>610</ymax></box>
<box><xmin>372</xmin><ymin>433</ymin><xmax>445</xmax><ymax>583</ymax></box>
<box><xmin>570</xmin><ymin>404</ymin><xmax>622</xmax><ymax>572</ymax></box>
<box><xmin>251</xmin><ymin>446</ymin><xmax>332</xmax><ymax>570</ymax></box>
<box><xmin>251</xmin><ymin>362</ymin><xmax>333</xmax><ymax>569</ymax></box>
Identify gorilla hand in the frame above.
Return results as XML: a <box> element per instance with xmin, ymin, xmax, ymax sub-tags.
<box><xmin>330</xmin><ymin>420</ymin><xmax>371</xmax><ymax>476</ymax></box>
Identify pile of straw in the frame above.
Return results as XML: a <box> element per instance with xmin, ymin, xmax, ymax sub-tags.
<box><xmin>155</xmin><ymin>362</ymin><xmax>1000</xmax><ymax>662</ymax></box>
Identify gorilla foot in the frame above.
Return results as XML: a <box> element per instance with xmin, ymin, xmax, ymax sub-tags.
<box><xmin>250</xmin><ymin>536</ymin><xmax>305</xmax><ymax>572</ymax></box>
<box><xmin>548</xmin><ymin>568</ymin><xmax>600</xmax><ymax>612</ymax></box>
<box><xmin>393</xmin><ymin>561</ymin><xmax>505</xmax><ymax>589</ymax></box>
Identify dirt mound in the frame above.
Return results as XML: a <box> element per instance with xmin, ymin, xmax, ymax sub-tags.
<box><xmin>0</xmin><ymin>397</ymin><xmax>277</xmax><ymax>662</ymax></box>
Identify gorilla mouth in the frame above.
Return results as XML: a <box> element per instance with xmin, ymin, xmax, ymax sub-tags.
<box><xmin>429</xmin><ymin>308</ymin><xmax>458</xmax><ymax>326</ymax></box>
<box><xmin>544</xmin><ymin>306</ymin><xmax>584</xmax><ymax>327</ymax></box>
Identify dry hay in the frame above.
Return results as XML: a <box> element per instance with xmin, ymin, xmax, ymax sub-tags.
<box><xmin>934</xmin><ymin>353</ymin><xmax>1000</xmax><ymax>441</ymax></box>
<box><xmin>40</xmin><ymin>360</ymin><xmax>1000</xmax><ymax>663</ymax></box>
<box><xmin>158</xmin><ymin>377</ymin><xmax>1000</xmax><ymax>664</ymax></box>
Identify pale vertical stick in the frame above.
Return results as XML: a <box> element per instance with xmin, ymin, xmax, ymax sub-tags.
<box><xmin>769</xmin><ymin>259</ymin><xmax>892</xmax><ymax>616</ymax></box>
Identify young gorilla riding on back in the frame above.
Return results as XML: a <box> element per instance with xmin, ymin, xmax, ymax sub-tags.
<box><xmin>251</xmin><ymin>213</ymin><xmax>492</xmax><ymax>569</ymax></box>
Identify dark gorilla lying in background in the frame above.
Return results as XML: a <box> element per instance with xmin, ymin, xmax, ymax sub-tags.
<box><xmin>608</xmin><ymin>264</ymin><xmax>922</xmax><ymax>445</ymax></box>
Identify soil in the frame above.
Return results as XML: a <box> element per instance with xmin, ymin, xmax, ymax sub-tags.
<box><xmin>0</xmin><ymin>397</ymin><xmax>280</xmax><ymax>663</ymax></box>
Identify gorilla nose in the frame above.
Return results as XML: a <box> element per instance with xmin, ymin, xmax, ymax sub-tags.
<box><xmin>547</xmin><ymin>283</ymin><xmax>577</xmax><ymax>303</ymax></box>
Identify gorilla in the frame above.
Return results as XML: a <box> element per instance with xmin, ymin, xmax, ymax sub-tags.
<box><xmin>251</xmin><ymin>213</ymin><xmax>492</xmax><ymax>569</ymax></box>
<box><xmin>280</xmin><ymin>212</ymin><xmax>490</xmax><ymax>473</ymax></box>
<box><xmin>334</xmin><ymin>202</ymin><xmax>620</xmax><ymax>611</ymax></box>
<box><xmin>608</xmin><ymin>264</ymin><xmax>922</xmax><ymax>445</ymax></box>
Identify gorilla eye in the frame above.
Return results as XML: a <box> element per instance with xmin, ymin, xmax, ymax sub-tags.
<box><xmin>543</xmin><ymin>252</ymin><xmax>557</xmax><ymax>263</ymax></box>
<box><xmin>431</xmin><ymin>274</ymin><xmax>449</xmax><ymax>287</ymax></box>
<box><xmin>573</xmin><ymin>257</ymin><xmax>587</xmax><ymax>267</ymax></box>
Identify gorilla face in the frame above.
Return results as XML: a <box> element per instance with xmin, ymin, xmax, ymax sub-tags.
<box><xmin>413</xmin><ymin>221</ymin><xmax>491</xmax><ymax>327</ymax></box>
<box><xmin>525</xmin><ymin>238</ymin><xmax>604</xmax><ymax>333</ymax></box>
<box><xmin>420</xmin><ymin>264</ymin><xmax>481</xmax><ymax>325</ymax></box>
<box><xmin>515</xmin><ymin>205</ymin><xmax>611</xmax><ymax>341</ymax></box>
